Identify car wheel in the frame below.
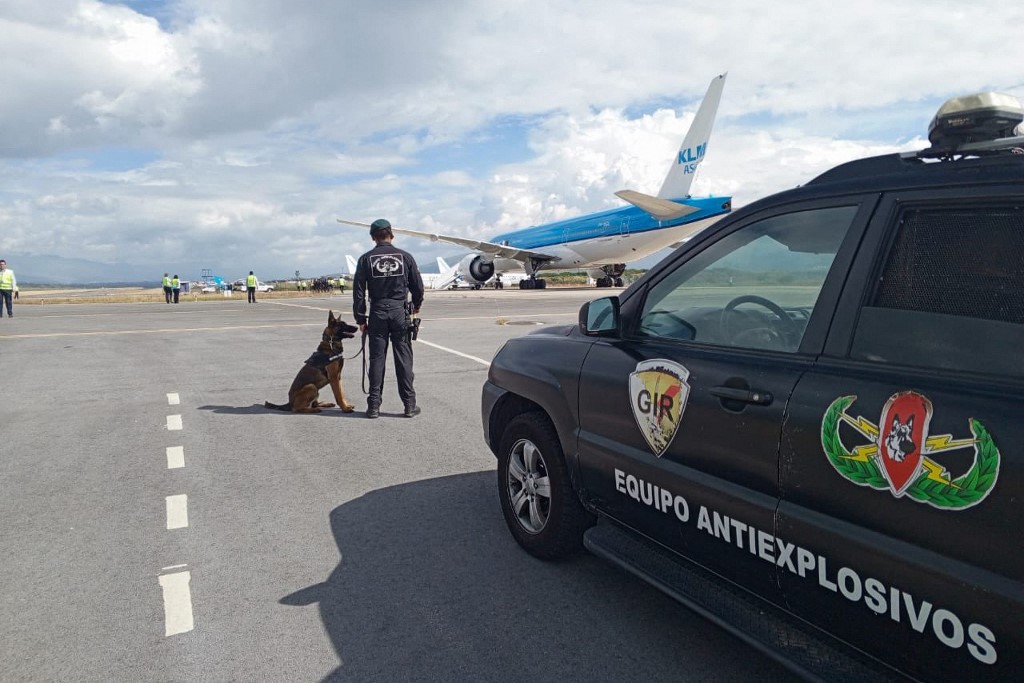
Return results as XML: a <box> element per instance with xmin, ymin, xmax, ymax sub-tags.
<box><xmin>497</xmin><ymin>412</ymin><xmax>594</xmax><ymax>559</ymax></box>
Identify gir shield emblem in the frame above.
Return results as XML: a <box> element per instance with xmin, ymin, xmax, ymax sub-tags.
<box><xmin>630</xmin><ymin>360</ymin><xmax>690</xmax><ymax>456</ymax></box>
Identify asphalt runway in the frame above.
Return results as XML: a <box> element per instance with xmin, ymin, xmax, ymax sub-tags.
<box><xmin>0</xmin><ymin>290</ymin><xmax>788</xmax><ymax>682</ymax></box>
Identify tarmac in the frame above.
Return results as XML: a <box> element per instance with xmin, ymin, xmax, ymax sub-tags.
<box><xmin>0</xmin><ymin>288</ymin><xmax>788</xmax><ymax>682</ymax></box>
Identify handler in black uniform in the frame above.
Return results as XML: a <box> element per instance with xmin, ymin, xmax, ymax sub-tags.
<box><xmin>353</xmin><ymin>219</ymin><xmax>425</xmax><ymax>419</ymax></box>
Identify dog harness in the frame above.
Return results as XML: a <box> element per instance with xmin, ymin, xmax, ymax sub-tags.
<box><xmin>304</xmin><ymin>350</ymin><xmax>344</xmax><ymax>370</ymax></box>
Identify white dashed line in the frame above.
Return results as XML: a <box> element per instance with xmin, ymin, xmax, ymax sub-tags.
<box><xmin>158</xmin><ymin>571</ymin><xmax>194</xmax><ymax>636</ymax></box>
<box><xmin>416</xmin><ymin>338</ymin><xmax>491</xmax><ymax>367</ymax></box>
<box><xmin>166</xmin><ymin>494</ymin><xmax>189</xmax><ymax>529</ymax></box>
<box><xmin>166</xmin><ymin>446</ymin><xmax>185</xmax><ymax>469</ymax></box>
<box><xmin>167</xmin><ymin>415</ymin><xmax>182</xmax><ymax>431</ymax></box>
<box><xmin>167</xmin><ymin>393</ymin><xmax>180</xmax><ymax>405</ymax></box>
<box><xmin>163</xmin><ymin>564</ymin><xmax>188</xmax><ymax>571</ymax></box>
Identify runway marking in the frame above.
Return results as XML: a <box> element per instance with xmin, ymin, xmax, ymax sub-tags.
<box><xmin>0</xmin><ymin>322</ymin><xmax>323</xmax><ymax>339</ymax></box>
<box><xmin>166</xmin><ymin>494</ymin><xmax>189</xmax><ymax>529</ymax></box>
<box><xmin>158</xmin><ymin>571</ymin><xmax>194</xmax><ymax>636</ymax></box>
<box><xmin>167</xmin><ymin>415</ymin><xmax>183</xmax><ymax>431</ymax></box>
<box><xmin>166</xmin><ymin>446</ymin><xmax>185</xmax><ymax>469</ymax></box>
<box><xmin>167</xmin><ymin>392</ymin><xmax>180</xmax><ymax>405</ymax></box>
<box><xmin>417</xmin><ymin>339</ymin><xmax>491</xmax><ymax>367</ymax></box>
<box><xmin>162</xmin><ymin>564</ymin><xmax>188</xmax><ymax>571</ymax></box>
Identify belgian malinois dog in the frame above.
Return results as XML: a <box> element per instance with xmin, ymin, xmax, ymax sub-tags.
<box><xmin>265</xmin><ymin>311</ymin><xmax>358</xmax><ymax>413</ymax></box>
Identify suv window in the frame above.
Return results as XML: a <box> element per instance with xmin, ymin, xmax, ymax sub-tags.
<box><xmin>851</xmin><ymin>205</ymin><xmax>1024</xmax><ymax>378</ymax></box>
<box><xmin>637</xmin><ymin>206</ymin><xmax>858</xmax><ymax>352</ymax></box>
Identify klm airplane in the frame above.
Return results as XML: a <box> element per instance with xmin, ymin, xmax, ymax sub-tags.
<box><xmin>340</xmin><ymin>74</ymin><xmax>731</xmax><ymax>289</ymax></box>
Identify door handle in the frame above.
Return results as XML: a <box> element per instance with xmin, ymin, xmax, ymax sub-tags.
<box><xmin>709</xmin><ymin>386</ymin><xmax>773</xmax><ymax>406</ymax></box>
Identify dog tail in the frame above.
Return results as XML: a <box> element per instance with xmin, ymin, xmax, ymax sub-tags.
<box><xmin>264</xmin><ymin>401</ymin><xmax>291</xmax><ymax>411</ymax></box>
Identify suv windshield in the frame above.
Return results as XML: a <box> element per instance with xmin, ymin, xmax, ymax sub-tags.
<box><xmin>638</xmin><ymin>205</ymin><xmax>858</xmax><ymax>352</ymax></box>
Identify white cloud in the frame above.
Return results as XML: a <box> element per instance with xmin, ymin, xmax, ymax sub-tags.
<box><xmin>0</xmin><ymin>0</ymin><xmax>1021</xmax><ymax>279</ymax></box>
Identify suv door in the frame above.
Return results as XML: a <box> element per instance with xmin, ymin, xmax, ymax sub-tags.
<box><xmin>576</xmin><ymin>199</ymin><xmax>873</xmax><ymax>600</ymax></box>
<box><xmin>780</xmin><ymin>192</ymin><xmax>1023</xmax><ymax>680</ymax></box>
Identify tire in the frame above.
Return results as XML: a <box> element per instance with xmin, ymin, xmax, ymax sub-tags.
<box><xmin>497</xmin><ymin>412</ymin><xmax>594</xmax><ymax>559</ymax></box>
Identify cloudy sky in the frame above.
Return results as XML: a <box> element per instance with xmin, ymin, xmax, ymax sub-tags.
<box><xmin>1</xmin><ymin>0</ymin><xmax>1021</xmax><ymax>282</ymax></box>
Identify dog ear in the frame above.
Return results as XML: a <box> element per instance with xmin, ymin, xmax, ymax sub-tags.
<box><xmin>328</xmin><ymin>310</ymin><xmax>336</xmax><ymax>325</ymax></box>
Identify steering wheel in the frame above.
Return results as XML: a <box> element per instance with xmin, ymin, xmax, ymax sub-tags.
<box><xmin>720</xmin><ymin>295</ymin><xmax>799</xmax><ymax>349</ymax></box>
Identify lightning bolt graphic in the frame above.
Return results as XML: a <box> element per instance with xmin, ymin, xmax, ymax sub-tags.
<box><xmin>843</xmin><ymin>444</ymin><xmax>878</xmax><ymax>462</ymax></box>
<box><xmin>840</xmin><ymin>413</ymin><xmax>879</xmax><ymax>439</ymax></box>
<box><xmin>924</xmin><ymin>434</ymin><xmax>976</xmax><ymax>453</ymax></box>
<box><xmin>921</xmin><ymin>458</ymin><xmax>960</xmax><ymax>489</ymax></box>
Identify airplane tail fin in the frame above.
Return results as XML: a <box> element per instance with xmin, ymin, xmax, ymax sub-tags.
<box><xmin>656</xmin><ymin>73</ymin><xmax>726</xmax><ymax>199</ymax></box>
<box><xmin>345</xmin><ymin>255</ymin><xmax>358</xmax><ymax>276</ymax></box>
<box><xmin>433</xmin><ymin>261</ymin><xmax>460</xmax><ymax>290</ymax></box>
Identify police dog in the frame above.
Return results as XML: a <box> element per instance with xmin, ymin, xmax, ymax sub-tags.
<box><xmin>265</xmin><ymin>311</ymin><xmax>358</xmax><ymax>413</ymax></box>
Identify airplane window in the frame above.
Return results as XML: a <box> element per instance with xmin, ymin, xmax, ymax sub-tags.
<box><xmin>637</xmin><ymin>206</ymin><xmax>858</xmax><ymax>352</ymax></box>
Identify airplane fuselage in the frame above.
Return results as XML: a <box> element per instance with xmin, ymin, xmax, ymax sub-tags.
<box><xmin>489</xmin><ymin>195</ymin><xmax>730</xmax><ymax>272</ymax></box>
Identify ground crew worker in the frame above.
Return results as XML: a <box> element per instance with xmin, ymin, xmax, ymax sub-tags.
<box><xmin>246</xmin><ymin>271</ymin><xmax>258</xmax><ymax>303</ymax></box>
<box><xmin>353</xmin><ymin>219</ymin><xmax>425</xmax><ymax>419</ymax></box>
<box><xmin>0</xmin><ymin>259</ymin><xmax>17</xmax><ymax>318</ymax></box>
<box><xmin>171</xmin><ymin>274</ymin><xmax>181</xmax><ymax>304</ymax></box>
<box><xmin>162</xmin><ymin>272</ymin><xmax>172</xmax><ymax>304</ymax></box>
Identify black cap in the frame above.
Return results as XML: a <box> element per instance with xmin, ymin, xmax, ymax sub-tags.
<box><xmin>369</xmin><ymin>218</ymin><xmax>391</xmax><ymax>235</ymax></box>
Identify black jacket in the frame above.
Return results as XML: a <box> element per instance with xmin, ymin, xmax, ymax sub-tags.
<box><xmin>353</xmin><ymin>242</ymin><xmax>425</xmax><ymax>325</ymax></box>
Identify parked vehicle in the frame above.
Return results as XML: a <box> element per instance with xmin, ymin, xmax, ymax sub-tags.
<box><xmin>482</xmin><ymin>91</ymin><xmax>1023</xmax><ymax>681</ymax></box>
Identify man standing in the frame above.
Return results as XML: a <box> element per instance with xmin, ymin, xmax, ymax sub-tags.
<box><xmin>0</xmin><ymin>259</ymin><xmax>16</xmax><ymax>318</ymax></box>
<box><xmin>353</xmin><ymin>219</ymin><xmax>425</xmax><ymax>419</ymax></box>
<box><xmin>171</xmin><ymin>274</ymin><xmax>181</xmax><ymax>304</ymax></box>
<box><xmin>162</xmin><ymin>273</ymin><xmax>173</xmax><ymax>304</ymax></box>
<box><xmin>246</xmin><ymin>271</ymin><xmax>258</xmax><ymax>303</ymax></box>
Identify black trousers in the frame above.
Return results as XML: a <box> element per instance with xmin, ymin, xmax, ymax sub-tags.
<box><xmin>366</xmin><ymin>302</ymin><xmax>415</xmax><ymax>409</ymax></box>
<box><xmin>163</xmin><ymin>286</ymin><xmax>172</xmax><ymax>303</ymax></box>
<box><xmin>0</xmin><ymin>289</ymin><xmax>12</xmax><ymax>316</ymax></box>
<box><xmin>173</xmin><ymin>288</ymin><xmax>180</xmax><ymax>303</ymax></box>
<box><xmin>247</xmin><ymin>286</ymin><xmax>256</xmax><ymax>303</ymax></box>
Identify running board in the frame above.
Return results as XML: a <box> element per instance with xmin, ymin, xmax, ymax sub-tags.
<box><xmin>583</xmin><ymin>522</ymin><xmax>902</xmax><ymax>682</ymax></box>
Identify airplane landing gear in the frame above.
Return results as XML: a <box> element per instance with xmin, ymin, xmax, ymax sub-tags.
<box><xmin>519</xmin><ymin>277</ymin><xmax>547</xmax><ymax>290</ymax></box>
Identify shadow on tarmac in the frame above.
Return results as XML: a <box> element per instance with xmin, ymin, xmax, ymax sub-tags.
<box><xmin>279</xmin><ymin>472</ymin><xmax>785</xmax><ymax>683</ymax></box>
<box><xmin>197</xmin><ymin>403</ymin><xmax>369</xmax><ymax>417</ymax></box>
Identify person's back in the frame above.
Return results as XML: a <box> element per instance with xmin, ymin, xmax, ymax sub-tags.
<box><xmin>353</xmin><ymin>219</ymin><xmax>425</xmax><ymax>418</ymax></box>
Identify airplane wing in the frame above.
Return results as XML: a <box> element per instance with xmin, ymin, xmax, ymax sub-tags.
<box><xmin>337</xmin><ymin>219</ymin><xmax>559</xmax><ymax>263</ymax></box>
<box><xmin>614</xmin><ymin>190</ymin><xmax>701</xmax><ymax>221</ymax></box>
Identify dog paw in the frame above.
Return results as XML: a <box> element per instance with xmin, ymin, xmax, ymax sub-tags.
<box><xmin>341</xmin><ymin>404</ymin><xmax>355</xmax><ymax>413</ymax></box>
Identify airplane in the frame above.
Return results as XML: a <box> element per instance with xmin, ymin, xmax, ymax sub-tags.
<box><xmin>338</xmin><ymin>73</ymin><xmax>731</xmax><ymax>289</ymax></box>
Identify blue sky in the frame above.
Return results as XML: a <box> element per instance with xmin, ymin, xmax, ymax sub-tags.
<box><xmin>1</xmin><ymin>0</ymin><xmax>1021</xmax><ymax>282</ymax></box>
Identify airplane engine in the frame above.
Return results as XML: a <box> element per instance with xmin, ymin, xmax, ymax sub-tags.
<box><xmin>459</xmin><ymin>254</ymin><xmax>495</xmax><ymax>284</ymax></box>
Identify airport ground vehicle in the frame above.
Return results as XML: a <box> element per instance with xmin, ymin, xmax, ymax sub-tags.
<box><xmin>482</xmin><ymin>92</ymin><xmax>1023</xmax><ymax>681</ymax></box>
<box><xmin>230</xmin><ymin>279</ymin><xmax>274</xmax><ymax>292</ymax></box>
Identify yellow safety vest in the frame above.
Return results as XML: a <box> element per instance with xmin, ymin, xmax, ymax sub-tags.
<box><xmin>1</xmin><ymin>270</ymin><xmax>15</xmax><ymax>290</ymax></box>
<box><xmin>172</xmin><ymin>278</ymin><xmax>180</xmax><ymax>289</ymax></box>
<box><xmin>162</xmin><ymin>276</ymin><xmax>171</xmax><ymax>287</ymax></box>
<box><xmin>247</xmin><ymin>275</ymin><xmax>257</xmax><ymax>287</ymax></box>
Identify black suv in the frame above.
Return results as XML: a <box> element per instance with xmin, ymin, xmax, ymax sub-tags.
<box><xmin>482</xmin><ymin>92</ymin><xmax>1022</xmax><ymax>681</ymax></box>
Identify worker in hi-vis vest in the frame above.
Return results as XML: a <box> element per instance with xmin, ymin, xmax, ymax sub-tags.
<box><xmin>171</xmin><ymin>275</ymin><xmax>181</xmax><ymax>304</ymax></box>
<box><xmin>0</xmin><ymin>259</ymin><xmax>17</xmax><ymax>318</ymax></box>
<box><xmin>162</xmin><ymin>272</ymin><xmax>172</xmax><ymax>304</ymax></box>
<box><xmin>246</xmin><ymin>271</ymin><xmax>258</xmax><ymax>304</ymax></box>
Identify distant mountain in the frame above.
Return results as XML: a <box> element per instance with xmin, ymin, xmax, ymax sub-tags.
<box><xmin>4</xmin><ymin>253</ymin><xmax>207</xmax><ymax>285</ymax></box>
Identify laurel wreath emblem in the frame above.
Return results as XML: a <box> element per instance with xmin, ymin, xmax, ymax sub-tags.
<box><xmin>821</xmin><ymin>395</ymin><xmax>1000</xmax><ymax>510</ymax></box>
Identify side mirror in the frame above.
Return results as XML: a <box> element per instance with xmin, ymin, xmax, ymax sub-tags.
<box><xmin>579</xmin><ymin>297</ymin><xmax>620</xmax><ymax>336</ymax></box>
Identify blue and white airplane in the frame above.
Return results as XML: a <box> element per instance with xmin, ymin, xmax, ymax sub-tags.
<box><xmin>339</xmin><ymin>74</ymin><xmax>731</xmax><ymax>289</ymax></box>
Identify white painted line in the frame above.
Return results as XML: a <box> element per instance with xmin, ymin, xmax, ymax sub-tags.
<box><xmin>166</xmin><ymin>446</ymin><xmax>185</xmax><ymax>469</ymax></box>
<box><xmin>167</xmin><ymin>392</ymin><xmax>180</xmax><ymax>405</ymax></box>
<box><xmin>158</xmin><ymin>571</ymin><xmax>194</xmax><ymax>636</ymax></box>
<box><xmin>162</xmin><ymin>564</ymin><xmax>188</xmax><ymax>571</ymax></box>
<box><xmin>416</xmin><ymin>338</ymin><xmax>491</xmax><ymax>367</ymax></box>
<box><xmin>166</xmin><ymin>495</ymin><xmax>189</xmax><ymax>529</ymax></box>
<box><xmin>167</xmin><ymin>415</ymin><xmax>182</xmax><ymax>431</ymax></box>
